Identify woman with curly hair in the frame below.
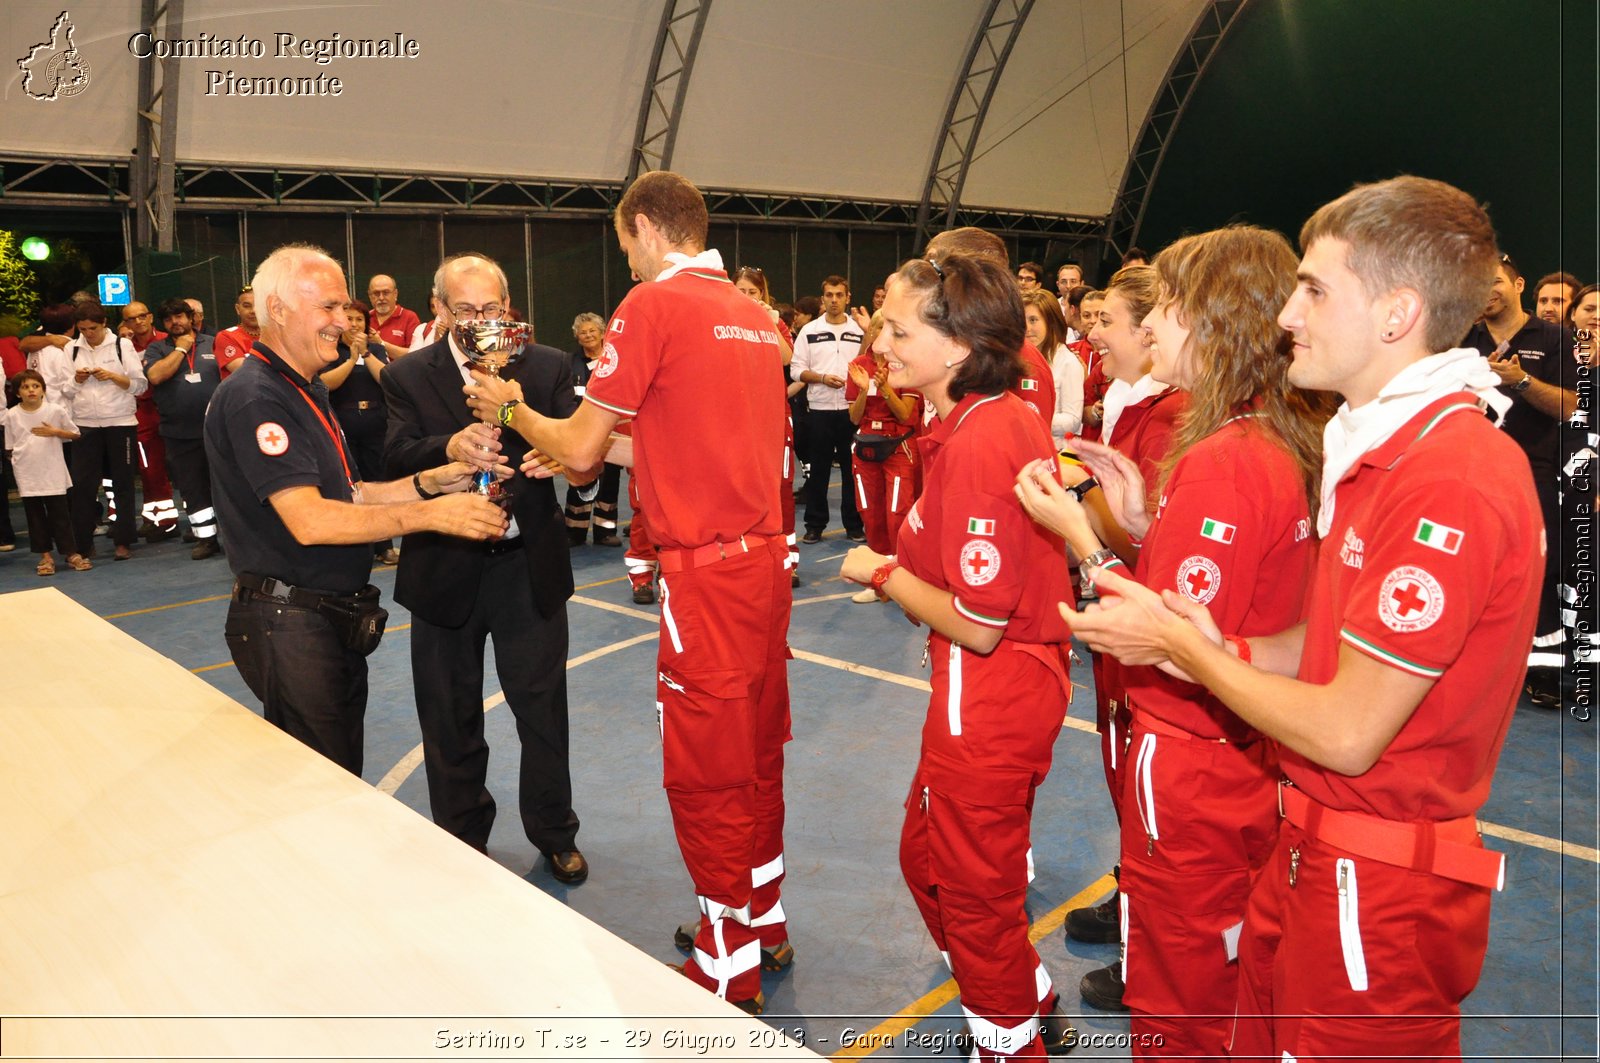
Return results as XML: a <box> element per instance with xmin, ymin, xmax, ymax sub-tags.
<box><xmin>1017</xmin><ymin>225</ymin><xmax>1330</xmax><ymax>1056</ymax></box>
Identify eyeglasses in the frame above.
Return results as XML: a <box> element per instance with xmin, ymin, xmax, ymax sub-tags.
<box><xmin>450</xmin><ymin>303</ymin><xmax>507</xmax><ymax>321</ymax></box>
<box><xmin>122</xmin><ymin>311</ymin><xmax>151</xmax><ymax>322</ymax></box>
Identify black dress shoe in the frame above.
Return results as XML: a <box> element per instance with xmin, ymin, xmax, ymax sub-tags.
<box><xmin>1079</xmin><ymin>961</ymin><xmax>1127</xmax><ymax>1011</ymax></box>
<box><xmin>1064</xmin><ymin>889</ymin><xmax>1120</xmax><ymax>944</ymax></box>
<box><xmin>545</xmin><ymin>849</ymin><xmax>588</xmax><ymax>884</ymax></box>
<box><xmin>847</xmin><ymin>530</ymin><xmax>867</xmax><ymax>543</ymax></box>
<box><xmin>800</xmin><ymin>529</ymin><xmax>822</xmax><ymax>544</ymax></box>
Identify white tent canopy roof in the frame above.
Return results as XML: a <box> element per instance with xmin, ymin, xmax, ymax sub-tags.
<box><xmin>2</xmin><ymin>0</ymin><xmax>1208</xmax><ymax>219</ymax></box>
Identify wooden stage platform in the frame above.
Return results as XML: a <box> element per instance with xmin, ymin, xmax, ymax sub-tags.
<box><xmin>0</xmin><ymin>588</ymin><xmax>819</xmax><ymax>1061</ymax></box>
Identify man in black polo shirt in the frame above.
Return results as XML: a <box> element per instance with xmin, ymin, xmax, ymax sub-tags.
<box><xmin>205</xmin><ymin>243</ymin><xmax>507</xmax><ymax>775</ymax></box>
<box><xmin>145</xmin><ymin>298</ymin><xmax>224</xmax><ymax>559</ymax></box>
<box><xmin>1463</xmin><ymin>253</ymin><xmax>1577</xmax><ymax>706</ymax></box>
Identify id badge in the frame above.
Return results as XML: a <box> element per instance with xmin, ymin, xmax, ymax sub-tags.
<box><xmin>184</xmin><ymin>372</ymin><xmax>203</xmax><ymax>383</ymax></box>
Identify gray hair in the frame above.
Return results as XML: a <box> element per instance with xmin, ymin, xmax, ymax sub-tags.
<box><xmin>572</xmin><ymin>312</ymin><xmax>604</xmax><ymax>334</ymax></box>
<box><xmin>432</xmin><ymin>253</ymin><xmax>510</xmax><ymax>306</ymax></box>
<box><xmin>251</xmin><ymin>244</ymin><xmax>344</xmax><ymax>322</ymax></box>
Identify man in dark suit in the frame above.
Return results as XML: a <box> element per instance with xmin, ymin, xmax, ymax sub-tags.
<box><xmin>382</xmin><ymin>252</ymin><xmax>590</xmax><ymax>884</ymax></box>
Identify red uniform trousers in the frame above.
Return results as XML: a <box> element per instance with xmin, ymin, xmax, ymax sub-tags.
<box><xmin>1119</xmin><ymin>713</ymin><xmax>1277</xmax><ymax>1059</ymax></box>
<box><xmin>851</xmin><ymin>438</ymin><xmax>916</xmax><ymax>555</ymax></box>
<box><xmin>134</xmin><ymin>397</ymin><xmax>173</xmax><ymax>508</ymax></box>
<box><xmin>901</xmin><ymin>635</ymin><xmax>1069</xmax><ymax>1060</ymax></box>
<box><xmin>625</xmin><ymin>472</ymin><xmax>657</xmax><ymax>590</ymax></box>
<box><xmin>1231</xmin><ymin>819</ymin><xmax>1493</xmax><ymax>1062</ymax></box>
<box><xmin>656</xmin><ymin>536</ymin><xmax>792</xmax><ymax>1003</ymax></box>
<box><xmin>1091</xmin><ymin>654</ymin><xmax>1131</xmax><ymax>824</ymax></box>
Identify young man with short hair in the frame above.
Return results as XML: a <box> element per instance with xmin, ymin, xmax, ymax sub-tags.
<box><xmin>1068</xmin><ymin>176</ymin><xmax>1542</xmax><ymax>1059</ymax></box>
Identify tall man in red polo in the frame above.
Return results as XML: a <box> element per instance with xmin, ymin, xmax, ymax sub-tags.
<box><xmin>1065</xmin><ymin>176</ymin><xmax>1540</xmax><ymax>1059</ymax></box>
<box><xmin>465</xmin><ymin>170</ymin><xmax>793</xmax><ymax>1014</ymax></box>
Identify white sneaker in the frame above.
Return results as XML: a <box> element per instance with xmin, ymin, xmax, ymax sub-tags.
<box><xmin>851</xmin><ymin>587</ymin><xmax>879</xmax><ymax>604</ymax></box>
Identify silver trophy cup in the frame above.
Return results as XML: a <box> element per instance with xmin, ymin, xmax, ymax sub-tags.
<box><xmin>455</xmin><ymin>319</ymin><xmax>532</xmax><ymax>505</ymax></box>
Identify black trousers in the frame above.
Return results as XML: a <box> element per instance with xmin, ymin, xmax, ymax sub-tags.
<box><xmin>23</xmin><ymin>495</ymin><xmax>76</xmax><ymax>555</ymax></box>
<box><xmin>801</xmin><ymin>408</ymin><xmax>861</xmax><ymax>535</ymax></box>
<box><xmin>564</xmin><ymin>462</ymin><xmax>623</xmax><ymax>531</ymax></box>
<box><xmin>409</xmin><ymin>548</ymin><xmax>578</xmax><ymax>855</ymax></box>
<box><xmin>69</xmin><ymin>424</ymin><xmax>138</xmax><ymax>549</ymax></box>
<box><xmin>224</xmin><ymin>595</ymin><xmax>368</xmax><ymax>775</ymax></box>
<box><xmin>162</xmin><ymin>435</ymin><xmax>217</xmax><ymax>539</ymax></box>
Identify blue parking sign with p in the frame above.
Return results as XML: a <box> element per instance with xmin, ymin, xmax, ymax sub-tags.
<box><xmin>98</xmin><ymin>274</ymin><xmax>131</xmax><ymax>305</ymax></box>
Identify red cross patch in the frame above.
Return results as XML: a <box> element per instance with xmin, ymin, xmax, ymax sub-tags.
<box><xmin>960</xmin><ymin>539</ymin><xmax>1001</xmax><ymax>586</ymax></box>
<box><xmin>1176</xmin><ymin>555</ymin><xmax>1221</xmax><ymax>604</ymax></box>
<box><xmin>594</xmin><ymin>341</ymin><xmax>620</xmax><ymax>378</ymax></box>
<box><xmin>255</xmin><ymin>422</ymin><xmax>289</xmax><ymax>456</ymax></box>
<box><xmin>1378</xmin><ymin>566</ymin><xmax>1444</xmax><ymax>633</ymax></box>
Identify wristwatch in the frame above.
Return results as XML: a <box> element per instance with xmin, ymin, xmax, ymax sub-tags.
<box><xmin>870</xmin><ymin>559</ymin><xmax>901</xmax><ymax>601</ymax></box>
<box><xmin>497</xmin><ymin>398</ymin><xmax>522</xmax><ymax>426</ymax></box>
<box><xmin>1066</xmin><ymin>475</ymin><xmax>1100</xmax><ymax>503</ymax></box>
<box><xmin>1512</xmin><ymin>373</ymin><xmax>1532</xmax><ymax>392</ymax></box>
<box><xmin>1077</xmin><ymin>547</ymin><xmax>1119</xmax><ymax>609</ymax></box>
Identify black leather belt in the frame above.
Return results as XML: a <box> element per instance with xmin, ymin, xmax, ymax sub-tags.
<box><xmin>485</xmin><ymin>536</ymin><xmax>523</xmax><ymax>556</ymax></box>
<box><xmin>234</xmin><ymin>572</ymin><xmax>349</xmax><ymax>609</ymax></box>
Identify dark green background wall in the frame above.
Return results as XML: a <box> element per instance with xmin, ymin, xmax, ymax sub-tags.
<box><xmin>1138</xmin><ymin>0</ymin><xmax>1598</xmax><ymax>285</ymax></box>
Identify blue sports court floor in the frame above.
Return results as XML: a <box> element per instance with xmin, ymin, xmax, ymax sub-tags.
<box><xmin>1</xmin><ymin>476</ymin><xmax>1594</xmax><ymax>1061</ymax></box>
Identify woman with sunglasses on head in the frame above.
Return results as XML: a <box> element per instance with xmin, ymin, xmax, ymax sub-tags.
<box><xmin>732</xmin><ymin>265</ymin><xmax>802</xmax><ymax>586</ymax></box>
<box><xmin>1016</xmin><ymin>226</ymin><xmax>1330</xmax><ymax>1057</ymax></box>
<box><xmin>841</xmin><ymin>254</ymin><xmax>1078</xmax><ymax>1060</ymax></box>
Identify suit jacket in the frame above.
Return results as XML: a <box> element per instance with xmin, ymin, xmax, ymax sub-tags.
<box><xmin>382</xmin><ymin>338</ymin><xmax>578</xmax><ymax>627</ymax></box>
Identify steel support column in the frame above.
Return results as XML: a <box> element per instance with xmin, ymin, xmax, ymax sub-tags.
<box><xmin>1103</xmin><ymin>0</ymin><xmax>1248</xmax><ymax>259</ymax></box>
<box><xmin>130</xmin><ymin>0</ymin><xmax>183</xmax><ymax>252</ymax></box>
<box><xmin>914</xmin><ymin>0</ymin><xmax>1035</xmax><ymax>248</ymax></box>
<box><xmin>626</xmin><ymin>0</ymin><xmax>713</xmax><ymax>182</ymax></box>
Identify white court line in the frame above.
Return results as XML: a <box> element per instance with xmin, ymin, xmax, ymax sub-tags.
<box><xmin>380</xmin><ymin>598</ymin><xmax>1587</xmax><ymax>860</ymax></box>
<box><xmin>375</xmin><ymin>631</ymin><xmax>657</xmax><ymax>796</ymax></box>
<box><xmin>1479</xmin><ymin>821</ymin><xmax>1600</xmax><ymax>864</ymax></box>
<box><xmin>813</xmin><ymin>552</ymin><xmax>848</xmax><ymax>562</ymax></box>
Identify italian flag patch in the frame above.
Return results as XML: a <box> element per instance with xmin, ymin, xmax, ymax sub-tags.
<box><xmin>1199</xmin><ymin>518</ymin><xmax>1236</xmax><ymax>544</ymax></box>
<box><xmin>1020</xmin><ymin>378</ymin><xmax>1038</xmax><ymax>391</ymax></box>
<box><xmin>1414</xmin><ymin>518</ymin><xmax>1463</xmax><ymax>554</ymax></box>
<box><xmin>968</xmin><ymin>517</ymin><xmax>995</xmax><ymax>536</ymax></box>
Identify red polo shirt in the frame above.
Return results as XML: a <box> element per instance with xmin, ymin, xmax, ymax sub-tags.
<box><xmin>1285</xmin><ymin>395</ymin><xmax>1542</xmax><ymax>821</ymax></box>
<box><xmin>1012</xmin><ymin>340</ymin><xmax>1055</xmax><ymax>426</ymax></box>
<box><xmin>1126</xmin><ymin>415</ymin><xmax>1315</xmax><ymax>740</ymax></box>
<box><xmin>215</xmin><ymin>326</ymin><xmax>257</xmax><ymax>378</ymax></box>
<box><xmin>584</xmin><ymin>267</ymin><xmax>787</xmax><ymax>551</ymax></box>
<box><xmin>1113</xmin><ymin>388</ymin><xmax>1187</xmax><ymax>489</ymax></box>
<box><xmin>370</xmin><ymin>305</ymin><xmax>422</xmax><ymax>349</ymax></box>
<box><xmin>898</xmin><ymin>391</ymin><xmax>1074</xmax><ymax>640</ymax></box>
<box><xmin>844</xmin><ymin>353</ymin><xmax>921</xmax><ymax>439</ymax></box>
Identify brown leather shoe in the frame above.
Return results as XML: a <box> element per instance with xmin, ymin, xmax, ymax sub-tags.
<box><xmin>545</xmin><ymin>849</ymin><xmax>588</xmax><ymax>885</ymax></box>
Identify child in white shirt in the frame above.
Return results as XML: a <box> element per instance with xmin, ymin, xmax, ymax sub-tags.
<box><xmin>3</xmin><ymin>370</ymin><xmax>89</xmax><ymax>576</ymax></box>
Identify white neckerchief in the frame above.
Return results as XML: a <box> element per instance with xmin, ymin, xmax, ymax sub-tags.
<box><xmin>1101</xmin><ymin>373</ymin><xmax>1166</xmax><ymax>445</ymax></box>
<box><xmin>1317</xmin><ymin>347</ymin><xmax>1511</xmax><ymax>537</ymax></box>
<box><xmin>655</xmin><ymin>248</ymin><xmax>725</xmax><ymax>283</ymax></box>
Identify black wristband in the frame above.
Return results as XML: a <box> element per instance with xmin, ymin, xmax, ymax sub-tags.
<box><xmin>413</xmin><ymin>471</ymin><xmax>441</xmax><ymax>500</ymax></box>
